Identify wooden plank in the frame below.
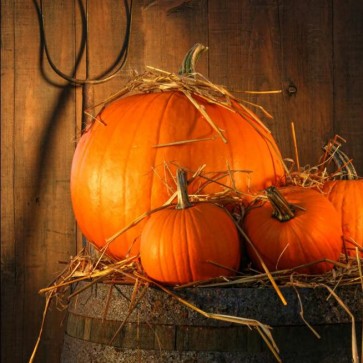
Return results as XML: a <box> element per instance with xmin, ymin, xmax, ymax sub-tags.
<box><xmin>83</xmin><ymin>0</ymin><xmax>134</xmax><ymax>117</ymax></box>
<box><xmin>9</xmin><ymin>1</ymin><xmax>78</xmax><ymax>362</ymax></box>
<box><xmin>64</xmin><ymin>312</ymin><xmax>360</xmax><ymax>360</ymax></box>
<box><xmin>66</xmin><ymin>313</ymin><xmax>176</xmax><ymax>350</ymax></box>
<box><xmin>140</xmin><ymin>0</ymin><xmax>209</xmax><ymax>75</ymax></box>
<box><xmin>279</xmin><ymin>0</ymin><xmax>334</xmax><ymax>169</ymax></box>
<box><xmin>209</xmin><ymin>0</ymin><xmax>336</xmax><ymax>171</ymax></box>
<box><xmin>333</xmin><ymin>0</ymin><xmax>363</xmax><ymax>175</ymax></box>
<box><xmin>1</xmin><ymin>1</ymin><xmax>17</xmax><ymax>362</ymax></box>
<box><xmin>208</xmin><ymin>0</ymin><xmax>292</xmax><ymax>165</ymax></box>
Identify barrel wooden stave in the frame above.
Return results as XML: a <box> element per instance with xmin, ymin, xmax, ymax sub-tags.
<box><xmin>61</xmin><ymin>282</ymin><xmax>362</xmax><ymax>362</ymax></box>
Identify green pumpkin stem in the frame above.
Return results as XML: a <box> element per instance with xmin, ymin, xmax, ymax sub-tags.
<box><xmin>323</xmin><ymin>142</ymin><xmax>358</xmax><ymax>180</ymax></box>
<box><xmin>266</xmin><ymin>186</ymin><xmax>295</xmax><ymax>222</ymax></box>
<box><xmin>176</xmin><ymin>169</ymin><xmax>193</xmax><ymax>209</ymax></box>
<box><xmin>178</xmin><ymin>43</ymin><xmax>208</xmax><ymax>77</ymax></box>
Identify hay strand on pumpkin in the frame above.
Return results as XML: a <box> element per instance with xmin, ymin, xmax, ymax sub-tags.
<box><xmin>181</xmin><ymin>89</ymin><xmax>227</xmax><ymax>143</ymax></box>
<box><xmin>356</xmin><ymin>247</ymin><xmax>363</xmax><ymax>291</ymax></box>
<box><xmin>205</xmin><ymin>259</ymin><xmax>242</xmax><ymax>275</ymax></box>
<box><xmin>153</xmin><ymin>136</ymin><xmax>217</xmax><ymax>148</ymax></box>
<box><xmin>84</xmin><ymin>65</ymin><xmax>281</xmax><ymax>148</ymax></box>
<box><xmin>78</xmin><ymin>61</ymin><xmax>290</xmax><ymax>181</ymax></box>
<box><xmin>239</xmin><ymin>99</ymin><xmax>274</xmax><ymax>119</ymax></box>
<box><xmin>103</xmin><ymin>204</ymin><xmax>173</xmax><ymax>252</ymax></box>
<box><xmin>233</xmin><ymin>218</ymin><xmax>288</xmax><ymax>306</ymax></box>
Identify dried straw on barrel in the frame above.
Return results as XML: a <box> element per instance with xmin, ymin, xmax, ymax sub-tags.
<box><xmin>31</xmin><ymin>160</ymin><xmax>362</xmax><ymax>363</ymax></box>
<box><xmin>31</xmin><ymin>44</ymin><xmax>362</xmax><ymax>363</ymax></box>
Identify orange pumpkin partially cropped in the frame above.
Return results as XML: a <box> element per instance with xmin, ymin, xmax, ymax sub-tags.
<box><xmin>70</xmin><ymin>47</ymin><xmax>285</xmax><ymax>260</ymax></box>
<box><xmin>243</xmin><ymin>186</ymin><xmax>343</xmax><ymax>274</ymax></box>
<box><xmin>320</xmin><ymin>142</ymin><xmax>363</xmax><ymax>257</ymax></box>
<box><xmin>323</xmin><ymin>179</ymin><xmax>363</xmax><ymax>257</ymax></box>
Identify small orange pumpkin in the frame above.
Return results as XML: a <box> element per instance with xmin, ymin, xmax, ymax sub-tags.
<box><xmin>140</xmin><ymin>169</ymin><xmax>241</xmax><ymax>285</ymax></box>
<box><xmin>243</xmin><ymin>186</ymin><xmax>343</xmax><ymax>274</ymax></box>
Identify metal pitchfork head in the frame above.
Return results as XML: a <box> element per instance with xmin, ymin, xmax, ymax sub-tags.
<box><xmin>36</xmin><ymin>0</ymin><xmax>133</xmax><ymax>130</ymax></box>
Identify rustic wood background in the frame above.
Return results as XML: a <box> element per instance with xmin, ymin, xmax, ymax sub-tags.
<box><xmin>1</xmin><ymin>1</ymin><xmax>362</xmax><ymax>362</ymax></box>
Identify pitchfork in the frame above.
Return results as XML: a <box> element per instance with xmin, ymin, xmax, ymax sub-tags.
<box><xmin>36</xmin><ymin>0</ymin><xmax>133</xmax><ymax>129</ymax></box>
<box><xmin>35</xmin><ymin>0</ymin><xmax>133</xmax><ymax>249</ymax></box>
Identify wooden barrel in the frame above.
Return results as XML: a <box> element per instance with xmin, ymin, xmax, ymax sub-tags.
<box><xmin>61</xmin><ymin>281</ymin><xmax>362</xmax><ymax>363</ymax></box>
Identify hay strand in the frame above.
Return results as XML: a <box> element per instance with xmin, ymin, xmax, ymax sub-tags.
<box><xmin>290</xmin><ymin>121</ymin><xmax>300</xmax><ymax>171</ymax></box>
<box><xmin>133</xmin><ymin>272</ymin><xmax>282</xmax><ymax>362</ymax></box>
<box><xmin>233</xmin><ymin>218</ymin><xmax>288</xmax><ymax>306</ymax></box>
<box><xmin>32</xmin><ymin>242</ymin><xmax>362</xmax><ymax>363</ymax></box>
<box><xmin>29</xmin><ymin>292</ymin><xmax>53</xmax><ymax>363</ymax></box>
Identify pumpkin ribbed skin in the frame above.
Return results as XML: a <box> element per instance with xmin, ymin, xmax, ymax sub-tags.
<box><xmin>243</xmin><ymin>187</ymin><xmax>343</xmax><ymax>274</ymax></box>
<box><xmin>322</xmin><ymin>179</ymin><xmax>363</xmax><ymax>257</ymax></box>
<box><xmin>71</xmin><ymin>91</ymin><xmax>285</xmax><ymax>259</ymax></box>
<box><xmin>140</xmin><ymin>202</ymin><xmax>240</xmax><ymax>285</ymax></box>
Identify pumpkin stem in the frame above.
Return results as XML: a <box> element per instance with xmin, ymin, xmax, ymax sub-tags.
<box><xmin>266</xmin><ymin>186</ymin><xmax>295</xmax><ymax>222</ymax></box>
<box><xmin>176</xmin><ymin>169</ymin><xmax>193</xmax><ymax>209</ymax></box>
<box><xmin>323</xmin><ymin>141</ymin><xmax>358</xmax><ymax>180</ymax></box>
<box><xmin>178</xmin><ymin>43</ymin><xmax>208</xmax><ymax>77</ymax></box>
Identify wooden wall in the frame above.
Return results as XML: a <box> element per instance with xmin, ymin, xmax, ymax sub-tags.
<box><xmin>1</xmin><ymin>1</ymin><xmax>362</xmax><ymax>362</ymax></box>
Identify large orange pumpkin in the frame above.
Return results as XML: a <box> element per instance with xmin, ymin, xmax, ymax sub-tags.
<box><xmin>140</xmin><ymin>169</ymin><xmax>241</xmax><ymax>285</ymax></box>
<box><xmin>70</xmin><ymin>46</ymin><xmax>285</xmax><ymax>260</ymax></box>
<box><xmin>243</xmin><ymin>186</ymin><xmax>343</xmax><ymax>274</ymax></box>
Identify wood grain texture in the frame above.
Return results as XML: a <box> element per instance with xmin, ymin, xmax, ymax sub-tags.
<box><xmin>279</xmin><ymin>0</ymin><xmax>335</xmax><ymax>170</ymax></box>
<box><xmin>208</xmin><ymin>0</ymin><xmax>290</xmax><ymax>160</ymax></box>
<box><xmin>1</xmin><ymin>1</ymin><xmax>363</xmax><ymax>363</ymax></box>
<box><xmin>2</xmin><ymin>1</ymin><xmax>78</xmax><ymax>362</ymax></box>
<box><xmin>20</xmin><ymin>0</ymin><xmax>77</xmax><ymax>360</ymax></box>
<box><xmin>1</xmin><ymin>0</ymin><xmax>17</xmax><ymax>361</ymax></box>
<box><xmin>61</xmin><ymin>282</ymin><xmax>362</xmax><ymax>362</ymax></box>
<box><xmin>333</xmin><ymin>0</ymin><xmax>363</xmax><ymax>175</ymax></box>
<box><xmin>140</xmin><ymin>0</ymin><xmax>209</xmax><ymax>74</ymax></box>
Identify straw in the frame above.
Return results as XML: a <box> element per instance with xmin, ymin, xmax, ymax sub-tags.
<box><xmin>290</xmin><ymin>121</ymin><xmax>300</xmax><ymax>171</ymax></box>
<box><xmin>31</xmin><ymin>243</ymin><xmax>362</xmax><ymax>363</ymax></box>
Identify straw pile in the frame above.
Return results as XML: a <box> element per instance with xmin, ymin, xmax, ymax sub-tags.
<box><xmin>32</xmin><ymin>160</ymin><xmax>362</xmax><ymax>363</ymax></box>
<box><xmin>31</xmin><ymin>60</ymin><xmax>362</xmax><ymax>363</ymax></box>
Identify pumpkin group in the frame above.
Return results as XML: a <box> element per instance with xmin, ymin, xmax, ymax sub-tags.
<box><xmin>70</xmin><ymin>48</ymin><xmax>285</xmax><ymax>260</ymax></box>
<box><xmin>140</xmin><ymin>169</ymin><xmax>241</xmax><ymax>285</ymax></box>
<box><xmin>243</xmin><ymin>186</ymin><xmax>343</xmax><ymax>274</ymax></box>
